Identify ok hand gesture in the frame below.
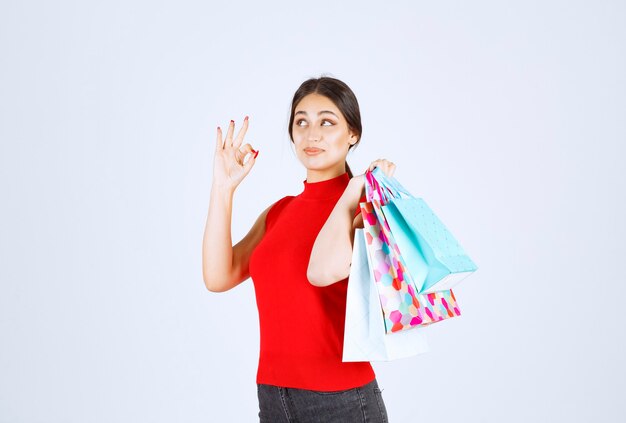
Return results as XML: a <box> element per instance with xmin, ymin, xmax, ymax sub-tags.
<box><xmin>212</xmin><ymin>116</ymin><xmax>258</xmax><ymax>191</ymax></box>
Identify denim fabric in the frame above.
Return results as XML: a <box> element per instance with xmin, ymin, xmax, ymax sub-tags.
<box><xmin>257</xmin><ymin>378</ymin><xmax>389</xmax><ymax>423</ymax></box>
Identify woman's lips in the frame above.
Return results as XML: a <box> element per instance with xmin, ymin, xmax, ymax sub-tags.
<box><xmin>304</xmin><ymin>148</ymin><xmax>323</xmax><ymax>155</ymax></box>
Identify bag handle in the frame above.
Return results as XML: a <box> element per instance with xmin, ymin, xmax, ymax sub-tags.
<box><xmin>365</xmin><ymin>169</ymin><xmax>394</xmax><ymax>203</ymax></box>
<box><xmin>371</xmin><ymin>167</ymin><xmax>414</xmax><ymax>199</ymax></box>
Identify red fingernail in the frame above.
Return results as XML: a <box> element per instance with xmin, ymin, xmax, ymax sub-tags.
<box><xmin>217</xmin><ymin>126</ymin><xmax>220</xmax><ymax>131</ymax></box>
<box><xmin>244</xmin><ymin>115</ymin><xmax>249</xmax><ymax>121</ymax></box>
<box><xmin>254</xmin><ymin>150</ymin><xmax>259</xmax><ymax>158</ymax></box>
<box><xmin>230</xmin><ymin>120</ymin><xmax>234</xmax><ymax>124</ymax></box>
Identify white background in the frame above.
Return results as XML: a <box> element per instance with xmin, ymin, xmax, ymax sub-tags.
<box><xmin>1</xmin><ymin>1</ymin><xmax>624</xmax><ymax>422</ymax></box>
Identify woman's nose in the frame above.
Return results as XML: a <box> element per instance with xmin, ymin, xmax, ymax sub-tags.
<box><xmin>307</xmin><ymin>126</ymin><xmax>321</xmax><ymax>142</ymax></box>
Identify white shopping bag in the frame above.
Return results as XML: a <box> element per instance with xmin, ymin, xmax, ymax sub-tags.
<box><xmin>342</xmin><ymin>228</ymin><xmax>430</xmax><ymax>362</ymax></box>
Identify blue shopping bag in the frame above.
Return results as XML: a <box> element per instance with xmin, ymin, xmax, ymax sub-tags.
<box><xmin>370</xmin><ymin>167</ymin><xmax>478</xmax><ymax>293</ymax></box>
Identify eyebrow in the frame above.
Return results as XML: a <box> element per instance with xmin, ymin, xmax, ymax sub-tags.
<box><xmin>294</xmin><ymin>110</ymin><xmax>338</xmax><ymax>118</ymax></box>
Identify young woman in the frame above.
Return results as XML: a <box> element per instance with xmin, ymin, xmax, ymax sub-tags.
<box><xmin>203</xmin><ymin>76</ymin><xmax>397</xmax><ymax>422</ymax></box>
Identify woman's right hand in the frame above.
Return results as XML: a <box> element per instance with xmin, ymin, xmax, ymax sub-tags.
<box><xmin>212</xmin><ymin>116</ymin><xmax>258</xmax><ymax>192</ymax></box>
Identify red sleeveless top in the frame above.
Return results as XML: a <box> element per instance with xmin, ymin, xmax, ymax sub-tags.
<box><xmin>248</xmin><ymin>172</ymin><xmax>374</xmax><ymax>391</ymax></box>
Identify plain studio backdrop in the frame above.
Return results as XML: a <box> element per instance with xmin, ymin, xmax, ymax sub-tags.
<box><xmin>1</xmin><ymin>1</ymin><xmax>624</xmax><ymax>422</ymax></box>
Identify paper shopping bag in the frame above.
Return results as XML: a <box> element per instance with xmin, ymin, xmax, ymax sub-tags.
<box><xmin>360</xmin><ymin>200</ymin><xmax>462</xmax><ymax>333</ymax></box>
<box><xmin>342</xmin><ymin>228</ymin><xmax>430</xmax><ymax>362</ymax></box>
<box><xmin>370</xmin><ymin>167</ymin><xmax>478</xmax><ymax>293</ymax></box>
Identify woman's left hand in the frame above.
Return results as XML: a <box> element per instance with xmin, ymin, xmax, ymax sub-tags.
<box><xmin>366</xmin><ymin>158</ymin><xmax>396</xmax><ymax>178</ymax></box>
<box><xmin>348</xmin><ymin>158</ymin><xmax>396</xmax><ymax>193</ymax></box>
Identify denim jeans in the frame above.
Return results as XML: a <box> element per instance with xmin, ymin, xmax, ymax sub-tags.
<box><xmin>257</xmin><ymin>378</ymin><xmax>389</xmax><ymax>423</ymax></box>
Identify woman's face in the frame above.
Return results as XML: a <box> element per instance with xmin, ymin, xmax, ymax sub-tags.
<box><xmin>291</xmin><ymin>93</ymin><xmax>357</xmax><ymax>176</ymax></box>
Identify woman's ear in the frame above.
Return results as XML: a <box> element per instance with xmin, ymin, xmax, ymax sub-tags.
<box><xmin>348</xmin><ymin>128</ymin><xmax>359</xmax><ymax>146</ymax></box>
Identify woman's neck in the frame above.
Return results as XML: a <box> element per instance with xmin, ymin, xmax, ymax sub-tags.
<box><xmin>305</xmin><ymin>165</ymin><xmax>348</xmax><ymax>183</ymax></box>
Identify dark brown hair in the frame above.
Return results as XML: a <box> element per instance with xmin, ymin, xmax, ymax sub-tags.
<box><xmin>288</xmin><ymin>76</ymin><xmax>362</xmax><ymax>178</ymax></box>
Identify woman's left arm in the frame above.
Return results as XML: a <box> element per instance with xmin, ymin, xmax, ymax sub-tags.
<box><xmin>307</xmin><ymin>177</ymin><xmax>365</xmax><ymax>287</ymax></box>
<box><xmin>307</xmin><ymin>159</ymin><xmax>396</xmax><ymax>287</ymax></box>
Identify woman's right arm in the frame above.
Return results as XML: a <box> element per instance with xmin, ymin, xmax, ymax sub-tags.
<box><xmin>202</xmin><ymin>186</ymin><xmax>272</xmax><ymax>292</ymax></box>
<box><xmin>202</xmin><ymin>116</ymin><xmax>260</xmax><ymax>292</ymax></box>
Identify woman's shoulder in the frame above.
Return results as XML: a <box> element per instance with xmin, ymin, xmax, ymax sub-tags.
<box><xmin>268</xmin><ymin>195</ymin><xmax>296</xmax><ymax>217</ymax></box>
<box><xmin>273</xmin><ymin>194</ymin><xmax>297</xmax><ymax>205</ymax></box>
<box><xmin>263</xmin><ymin>195</ymin><xmax>296</xmax><ymax>230</ymax></box>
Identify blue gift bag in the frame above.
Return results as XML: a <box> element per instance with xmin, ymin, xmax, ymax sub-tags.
<box><xmin>371</xmin><ymin>167</ymin><xmax>478</xmax><ymax>293</ymax></box>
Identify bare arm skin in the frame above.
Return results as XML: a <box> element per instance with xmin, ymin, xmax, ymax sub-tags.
<box><xmin>202</xmin><ymin>117</ymin><xmax>261</xmax><ymax>293</ymax></box>
<box><xmin>307</xmin><ymin>159</ymin><xmax>396</xmax><ymax>287</ymax></box>
<box><xmin>202</xmin><ymin>186</ymin><xmax>272</xmax><ymax>292</ymax></box>
<box><xmin>307</xmin><ymin>178</ymin><xmax>365</xmax><ymax>287</ymax></box>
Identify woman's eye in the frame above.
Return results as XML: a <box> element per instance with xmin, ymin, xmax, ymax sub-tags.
<box><xmin>295</xmin><ymin>119</ymin><xmax>333</xmax><ymax>126</ymax></box>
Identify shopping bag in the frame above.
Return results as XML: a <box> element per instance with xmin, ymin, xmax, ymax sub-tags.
<box><xmin>342</xmin><ymin>228</ymin><xmax>430</xmax><ymax>362</ymax></box>
<box><xmin>369</xmin><ymin>167</ymin><xmax>478</xmax><ymax>293</ymax></box>
<box><xmin>360</xmin><ymin>197</ymin><xmax>462</xmax><ymax>334</ymax></box>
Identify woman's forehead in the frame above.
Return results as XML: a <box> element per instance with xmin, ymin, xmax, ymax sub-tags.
<box><xmin>295</xmin><ymin>95</ymin><xmax>341</xmax><ymax>117</ymax></box>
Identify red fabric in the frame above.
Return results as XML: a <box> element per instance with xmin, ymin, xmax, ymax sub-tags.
<box><xmin>354</xmin><ymin>191</ymin><xmax>367</xmax><ymax>218</ymax></box>
<box><xmin>249</xmin><ymin>172</ymin><xmax>375</xmax><ymax>391</ymax></box>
